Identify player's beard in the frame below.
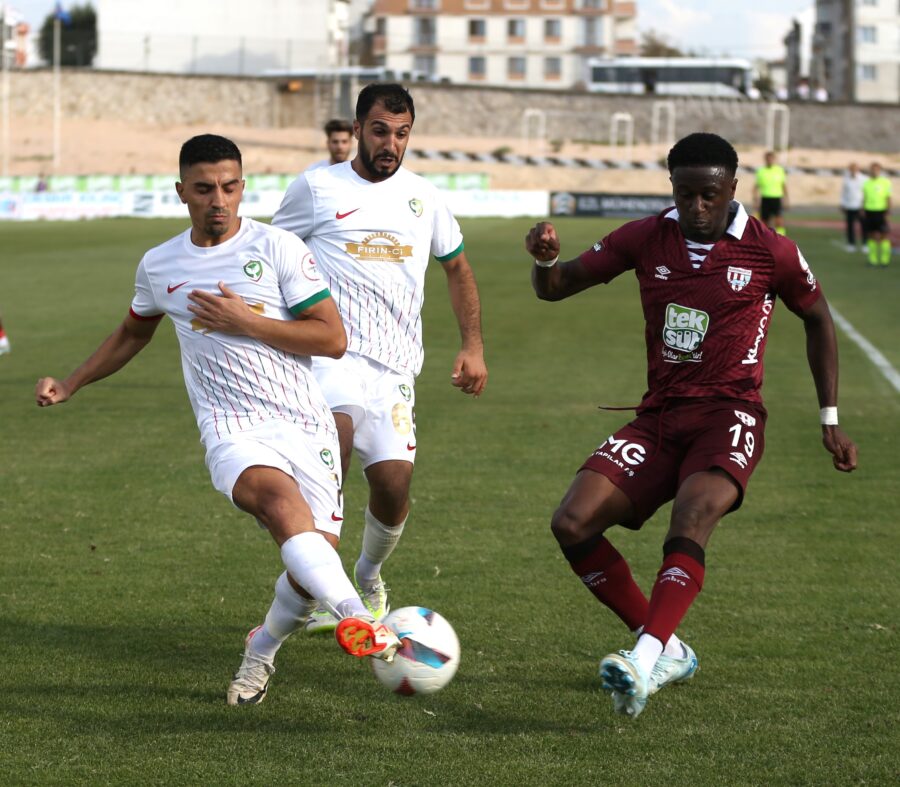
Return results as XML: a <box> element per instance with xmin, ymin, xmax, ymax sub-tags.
<box><xmin>204</xmin><ymin>211</ymin><xmax>232</xmax><ymax>237</ymax></box>
<box><xmin>357</xmin><ymin>138</ymin><xmax>403</xmax><ymax>181</ymax></box>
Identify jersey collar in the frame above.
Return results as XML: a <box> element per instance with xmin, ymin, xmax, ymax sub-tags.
<box><xmin>664</xmin><ymin>201</ymin><xmax>749</xmax><ymax>240</ymax></box>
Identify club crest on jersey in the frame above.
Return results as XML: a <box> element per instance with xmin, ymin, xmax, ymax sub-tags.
<box><xmin>409</xmin><ymin>198</ymin><xmax>423</xmax><ymax>218</ymax></box>
<box><xmin>243</xmin><ymin>260</ymin><xmax>263</xmax><ymax>281</ymax></box>
<box><xmin>319</xmin><ymin>449</ymin><xmax>335</xmax><ymax>470</ymax></box>
<box><xmin>726</xmin><ymin>266</ymin><xmax>752</xmax><ymax>292</ymax></box>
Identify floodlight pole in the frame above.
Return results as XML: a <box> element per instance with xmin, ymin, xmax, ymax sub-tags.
<box><xmin>53</xmin><ymin>16</ymin><xmax>61</xmax><ymax>172</ymax></box>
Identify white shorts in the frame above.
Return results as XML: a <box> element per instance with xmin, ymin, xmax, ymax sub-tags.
<box><xmin>205</xmin><ymin>420</ymin><xmax>344</xmax><ymax>537</ymax></box>
<box><xmin>312</xmin><ymin>352</ymin><xmax>417</xmax><ymax>469</ymax></box>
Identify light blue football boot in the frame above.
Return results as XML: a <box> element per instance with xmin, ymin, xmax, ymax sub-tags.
<box><xmin>600</xmin><ymin>650</ymin><xmax>651</xmax><ymax>719</ymax></box>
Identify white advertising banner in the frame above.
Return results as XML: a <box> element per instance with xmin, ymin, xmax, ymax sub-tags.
<box><xmin>0</xmin><ymin>190</ymin><xmax>550</xmax><ymax>221</ymax></box>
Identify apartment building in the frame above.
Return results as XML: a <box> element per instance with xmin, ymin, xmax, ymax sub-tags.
<box><xmin>366</xmin><ymin>0</ymin><xmax>638</xmax><ymax>90</ymax></box>
<box><xmin>815</xmin><ymin>0</ymin><xmax>900</xmax><ymax>102</ymax></box>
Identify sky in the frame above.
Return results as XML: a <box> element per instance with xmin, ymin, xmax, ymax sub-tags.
<box><xmin>6</xmin><ymin>0</ymin><xmax>815</xmax><ymax>62</ymax></box>
<box><xmin>636</xmin><ymin>0</ymin><xmax>815</xmax><ymax>60</ymax></box>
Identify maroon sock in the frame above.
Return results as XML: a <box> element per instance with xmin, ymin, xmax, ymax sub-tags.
<box><xmin>643</xmin><ymin>551</ymin><xmax>705</xmax><ymax>645</ymax></box>
<box><xmin>563</xmin><ymin>536</ymin><xmax>648</xmax><ymax>631</ymax></box>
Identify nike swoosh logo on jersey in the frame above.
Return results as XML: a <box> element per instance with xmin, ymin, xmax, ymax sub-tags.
<box><xmin>331</xmin><ymin>512</ymin><xmax>344</xmax><ymax>522</ymax></box>
<box><xmin>335</xmin><ymin>208</ymin><xmax>360</xmax><ymax>220</ymax></box>
<box><xmin>407</xmin><ymin>442</ymin><xmax>417</xmax><ymax>451</ymax></box>
<box><xmin>167</xmin><ymin>281</ymin><xmax>190</xmax><ymax>293</ymax></box>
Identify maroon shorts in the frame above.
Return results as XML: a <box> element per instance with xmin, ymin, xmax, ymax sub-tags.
<box><xmin>580</xmin><ymin>398</ymin><xmax>767</xmax><ymax>528</ymax></box>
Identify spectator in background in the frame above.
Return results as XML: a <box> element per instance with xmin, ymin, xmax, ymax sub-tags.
<box><xmin>35</xmin><ymin>173</ymin><xmax>49</xmax><ymax>192</ymax></box>
<box><xmin>839</xmin><ymin>163</ymin><xmax>866</xmax><ymax>253</ymax></box>
<box><xmin>753</xmin><ymin>151</ymin><xmax>789</xmax><ymax>236</ymax></box>
<box><xmin>0</xmin><ymin>313</ymin><xmax>10</xmax><ymax>356</ymax></box>
<box><xmin>305</xmin><ymin>118</ymin><xmax>353</xmax><ymax>172</ymax></box>
<box><xmin>862</xmin><ymin>162</ymin><xmax>892</xmax><ymax>267</ymax></box>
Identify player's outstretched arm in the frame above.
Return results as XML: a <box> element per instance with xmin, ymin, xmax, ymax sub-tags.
<box><xmin>188</xmin><ymin>282</ymin><xmax>346</xmax><ymax>358</ymax></box>
<box><xmin>526</xmin><ymin>221</ymin><xmax>598</xmax><ymax>301</ymax></box>
<box><xmin>442</xmin><ymin>252</ymin><xmax>487</xmax><ymax>397</ymax></box>
<box><xmin>35</xmin><ymin>314</ymin><xmax>160</xmax><ymax>407</ymax></box>
<box><xmin>799</xmin><ymin>297</ymin><xmax>858</xmax><ymax>472</ymax></box>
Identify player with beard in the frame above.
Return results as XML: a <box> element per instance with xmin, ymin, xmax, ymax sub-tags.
<box><xmin>525</xmin><ymin>132</ymin><xmax>857</xmax><ymax>718</ymax></box>
<box><xmin>268</xmin><ymin>83</ymin><xmax>488</xmax><ymax>640</ymax></box>
<box><xmin>35</xmin><ymin>134</ymin><xmax>402</xmax><ymax>706</ymax></box>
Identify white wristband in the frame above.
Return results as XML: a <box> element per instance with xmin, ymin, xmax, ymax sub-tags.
<box><xmin>534</xmin><ymin>255</ymin><xmax>559</xmax><ymax>268</ymax></box>
<box><xmin>820</xmin><ymin>407</ymin><xmax>838</xmax><ymax>426</ymax></box>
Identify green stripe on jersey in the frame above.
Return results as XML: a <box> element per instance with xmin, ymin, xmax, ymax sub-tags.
<box><xmin>289</xmin><ymin>288</ymin><xmax>331</xmax><ymax>316</ymax></box>
<box><xmin>435</xmin><ymin>242</ymin><xmax>465</xmax><ymax>264</ymax></box>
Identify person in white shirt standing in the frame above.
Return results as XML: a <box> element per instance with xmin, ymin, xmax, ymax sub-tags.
<box><xmin>35</xmin><ymin>134</ymin><xmax>400</xmax><ymax>707</ymax></box>
<box><xmin>274</xmin><ymin>83</ymin><xmax>488</xmax><ymax>632</ymax></box>
<box><xmin>305</xmin><ymin>118</ymin><xmax>354</xmax><ymax>172</ymax></box>
<box><xmin>840</xmin><ymin>162</ymin><xmax>866</xmax><ymax>253</ymax></box>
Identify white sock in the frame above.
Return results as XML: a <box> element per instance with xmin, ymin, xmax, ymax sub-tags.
<box><xmin>633</xmin><ymin>633</ymin><xmax>664</xmax><ymax>675</ymax></box>
<box><xmin>663</xmin><ymin>634</ymin><xmax>685</xmax><ymax>658</ymax></box>
<box><xmin>633</xmin><ymin>626</ymin><xmax>684</xmax><ymax>659</ymax></box>
<box><xmin>280</xmin><ymin>532</ymin><xmax>367</xmax><ymax>619</ymax></box>
<box><xmin>247</xmin><ymin>572</ymin><xmax>318</xmax><ymax>662</ymax></box>
<box><xmin>355</xmin><ymin>507</ymin><xmax>406</xmax><ymax>585</ymax></box>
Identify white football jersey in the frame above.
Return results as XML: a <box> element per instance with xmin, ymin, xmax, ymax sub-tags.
<box><xmin>273</xmin><ymin>162</ymin><xmax>464</xmax><ymax>376</ymax></box>
<box><xmin>129</xmin><ymin>217</ymin><xmax>336</xmax><ymax>446</ymax></box>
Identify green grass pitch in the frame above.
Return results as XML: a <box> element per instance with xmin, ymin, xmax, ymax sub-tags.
<box><xmin>0</xmin><ymin>216</ymin><xmax>897</xmax><ymax>784</ymax></box>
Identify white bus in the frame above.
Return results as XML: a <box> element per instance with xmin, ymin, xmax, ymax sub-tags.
<box><xmin>586</xmin><ymin>57</ymin><xmax>757</xmax><ymax>99</ymax></box>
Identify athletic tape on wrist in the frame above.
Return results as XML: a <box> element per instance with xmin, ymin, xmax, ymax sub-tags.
<box><xmin>820</xmin><ymin>406</ymin><xmax>838</xmax><ymax>426</ymax></box>
<box><xmin>534</xmin><ymin>255</ymin><xmax>559</xmax><ymax>268</ymax></box>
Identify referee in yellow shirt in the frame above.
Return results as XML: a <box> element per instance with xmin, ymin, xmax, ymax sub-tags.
<box><xmin>753</xmin><ymin>151</ymin><xmax>788</xmax><ymax>235</ymax></box>
<box><xmin>863</xmin><ymin>162</ymin><xmax>892</xmax><ymax>267</ymax></box>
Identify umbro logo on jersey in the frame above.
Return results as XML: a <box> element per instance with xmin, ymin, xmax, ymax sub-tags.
<box><xmin>167</xmin><ymin>280</ymin><xmax>190</xmax><ymax>293</ymax></box>
<box><xmin>336</xmin><ymin>208</ymin><xmax>360</xmax><ymax>220</ymax></box>
<box><xmin>655</xmin><ymin>266</ymin><xmax>671</xmax><ymax>280</ymax></box>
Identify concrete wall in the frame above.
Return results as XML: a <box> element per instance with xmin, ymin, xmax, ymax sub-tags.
<box><xmin>5</xmin><ymin>70</ymin><xmax>897</xmax><ymax>154</ymax></box>
<box><xmin>406</xmin><ymin>84</ymin><xmax>899</xmax><ymax>154</ymax></box>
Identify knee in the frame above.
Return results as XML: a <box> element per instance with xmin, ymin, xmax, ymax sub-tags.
<box><xmin>254</xmin><ymin>492</ymin><xmax>295</xmax><ymax>531</ymax></box>
<box><xmin>668</xmin><ymin>504</ymin><xmax>718</xmax><ymax>545</ymax></box>
<box><xmin>550</xmin><ymin>504</ymin><xmax>589</xmax><ymax>546</ymax></box>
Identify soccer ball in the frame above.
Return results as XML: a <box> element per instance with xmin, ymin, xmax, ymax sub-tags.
<box><xmin>371</xmin><ymin>606</ymin><xmax>460</xmax><ymax>696</ymax></box>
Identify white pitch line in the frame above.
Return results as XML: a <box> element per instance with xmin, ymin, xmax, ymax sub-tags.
<box><xmin>830</xmin><ymin>306</ymin><xmax>900</xmax><ymax>394</ymax></box>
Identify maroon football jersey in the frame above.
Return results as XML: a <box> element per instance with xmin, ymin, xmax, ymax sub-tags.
<box><xmin>579</xmin><ymin>204</ymin><xmax>821</xmax><ymax>410</ymax></box>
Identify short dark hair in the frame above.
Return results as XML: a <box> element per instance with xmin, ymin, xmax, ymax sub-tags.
<box><xmin>356</xmin><ymin>83</ymin><xmax>415</xmax><ymax>124</ymax></box>
<box><xmin>179</xmin><ymin>134</ymin><xmax>242</xmax><ymax>177</ymax></box>
<box><xmin>667</xmin><ymin>133</ymin><xmax>738</xmax><ymax>176</ymax></box>
<box><xmin>324</xmin><ymin>118</ymin><xmax>353</xmax><ymax>136</ymax></box>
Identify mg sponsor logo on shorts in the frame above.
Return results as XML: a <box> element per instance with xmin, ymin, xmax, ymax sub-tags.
<box><xmin>662</xmin><ymin>303</ymin><xmax>709</xmax><ymax>363</ymax></box>
<box><xmin>726</xmin><ymin>266</ymin><xmax>752</xmax><ymax>292</ymax></box>
<box><xmin>593</xmin><ymin>435</ymin><xmax>647</xmax><ymax>477</ymax></box>
<box><xmin>319</xmin><ymin>448</ymin><xmax>335</xmax><ymax>470</ymax></box>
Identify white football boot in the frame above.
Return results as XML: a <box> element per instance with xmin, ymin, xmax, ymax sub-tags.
<box><xmin>226</xmin><ymin>626</ymin><xmax>275</xmax><ymax>706</ymax></box>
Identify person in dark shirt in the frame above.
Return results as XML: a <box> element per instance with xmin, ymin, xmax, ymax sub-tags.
<box><xmin>525</xmin><ymin>132</ymin><xmax>857</xmax><ymax>719</ymax></box>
